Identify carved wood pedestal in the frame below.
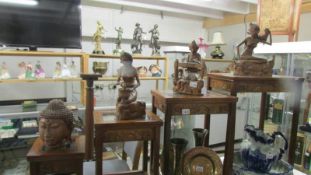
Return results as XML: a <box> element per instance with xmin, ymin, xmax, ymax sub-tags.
<box><xmin>207</xmin><ymin>73</ymin><xmax>304</xmax><ymax>165</ymax></box>
<box><xmin>27</xmin><ymin>135</ymin><xmax>85</xmax><ymax>175</ymax></box>
<box><xmin>94</xmin><ymin>111</ymin><xmax>163</xmax><ymax>175</ymax></box>
<box><xmin>151</xmin><ymin>90</ymin><xmax>237</xmax><ymax>175</ymax></box>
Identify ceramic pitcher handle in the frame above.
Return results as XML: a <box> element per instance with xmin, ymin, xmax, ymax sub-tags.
<box><xmin>272</xmin><ymin>131</ymin><xmax>288</xmax><ymax>160</ymax></box>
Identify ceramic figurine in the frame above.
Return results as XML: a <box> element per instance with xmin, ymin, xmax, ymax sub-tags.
<box><xmin>93</xmin><ymin>21</ymin><xmax>105</xmax><ymax>54</ymax></box>
<box><xmin>173</xmin><ymin>40</ymin><xmax>207</xmax><ymax>95</ymax></box>
<box><xmin>131</xmin><ymin>23</ymin><xmax>146</xmax><ymax>54</ymax></box>
<box><xmin>240</xmin><ymin>125</ymin><xmax>288</xmax><ymax>173</ymax></box>
<box><xmin>113</xmin><ymin>26</ymin><xmax>124</xmax><ymax>55</ymax></box>
<box><xmin>18</xmin><ymin>61</ymin><xmax>26</xmax><ymax>79</ymax></box>
<box><xmin>235</xmin><ymin>23</ymin><xmax>274</xmax><ymax>76</ymax></box>
<box><xmin>34</xmin><ymin>61</ymin><xmax>45</xmax><ymax>78</ymax></box>
<box><xmin>136</xmin><ymin>66</ymin><xmax>148</xmax><ymax>77</ymax></box>
<box><xmin>149</xmin><ymin>64</ymin><xmax>162</xmax><ymax>77</ymax></box>
<box><xmin>115</xmin><ymin>52</ymin><xmax>146</xmax><ymax>120</ymax></box>
<box><xmin>53</xmin><ymin>61</ymin><xmax>62</xmax><ymax>78</ymax></box>
<box><xmin>149</xmin><ymin>24</ymin><xmax>160</xmax><ymax>55</ymax></box>
<box><xmin>198</xmin><ymin>37</ymin><xmax>208</xmax><ymax>58</ymax></box>
<box><xmin>69</xmin><ymin>60</ymin><xmax>78</xmax><ymax>77</ymax></box>
<box><xmin>61</xmin><ymin>63</ymin><xmax>71</xmax><ymax>77</ymax></box>
<box><xmin>39</xmin><ymin>99</ymin><xmax>73</xmax><ymax>150</ymax></box>
<box><xmin>0</xmin><ymin>62</ymin><xmax>10</xmax><ymax>79</ymax></box>
<box><xmin>25</xmin><ymin>63</ymin><xmax>35</xmax><ymax>79</ymax></box>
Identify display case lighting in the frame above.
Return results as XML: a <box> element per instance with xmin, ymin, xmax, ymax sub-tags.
<box><xmin>0</xmin><ymin>0</ymin><xmax>38</xmax><ymax>6</ymax></box>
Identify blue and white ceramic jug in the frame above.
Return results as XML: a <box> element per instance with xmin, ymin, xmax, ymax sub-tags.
<box><xmin>240</xmin><ymin>125</ymin><xmax>288</xmax><ymax>173</ymax></box>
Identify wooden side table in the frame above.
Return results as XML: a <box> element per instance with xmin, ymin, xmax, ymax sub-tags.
<box><xmin>94</xmin><ymin>111</ymin><xmax>163</xmax><ymax>175</ymax></box>
<box><xmin>151</xmin><ymin>90</ymin><xmax>237</xmax><ymax>175</ymax></box>
<box><xmin>207</xmin><ymin>73</ymin><xmax>304</xmax><ymax>165</ymax></box>
<box><xmin>27</xmin><ymin>135</ymin><xmax>85</xmax><ymax>175</ymax></box>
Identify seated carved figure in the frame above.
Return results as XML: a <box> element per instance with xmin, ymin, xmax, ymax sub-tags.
<box><xmin>235</xmin><ymin>23</ymin><xmax>274</xmax><ymax>76</ymax></box>
<box><xmin>173</xmin><ymin>41</ymin><xmax>206</xmax><ymax>95</ymax></box>
<box><xmin>115</xmin><ymin>52</ymin><xmax>146</xmax><ymax>120</ymax></box>
<box><xmin>39</xmin><ymin>99</ymin><xmax>73</xmax><ymax>151</ymax></box>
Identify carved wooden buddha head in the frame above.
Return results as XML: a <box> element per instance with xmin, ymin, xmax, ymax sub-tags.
<box><xmin>39</xmin><ymin>99</ymin><xmax>73</xmax><ymax>150</ymax></box>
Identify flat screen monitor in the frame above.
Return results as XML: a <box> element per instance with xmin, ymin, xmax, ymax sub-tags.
<box><xmin>0</xmin><ymin>0</ymin><xmax>81</xmax><ymax>49</ymax></box>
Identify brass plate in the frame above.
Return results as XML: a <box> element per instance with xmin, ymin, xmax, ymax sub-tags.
<box><xmin>183</xmin><ymin>147</ymin><xmax>222</xmax><ymax>175</ymax></box>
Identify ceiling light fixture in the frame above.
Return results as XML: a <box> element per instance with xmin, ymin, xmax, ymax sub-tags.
<box><xmin>0</xmin><ymin>0</ymin><xmax>38</xmax><ymax>6</ymax></box>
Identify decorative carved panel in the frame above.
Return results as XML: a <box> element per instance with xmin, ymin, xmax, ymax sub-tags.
<box><xmin>171</xmin><ymin>103</ymin><xmax>229</xmax><ymax>115</ymax></box>
<box><xmin>210</xmin><ymin>79</ymin><xmax>233</xmax><ymax>91</ymax></box>
<box><xmin>102</xmin><ymin>128</ymin><xmax>153</xmax><ymax>142</ymax></box>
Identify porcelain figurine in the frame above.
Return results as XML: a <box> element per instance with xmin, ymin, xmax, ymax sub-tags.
<box><xmin>198</xmin><ymin>37</ymin><xmax>208</xmax><ymax>58</ymax></box>
<box><xmin>149</xmin><ymin>24</ymin><xmax>160</xmax><ymax>55</ymax></box>
<box><xmin>18</xmin><ymin>61</ymin><xmax>26</xmax><ymax>79</ymax></box>
<box><xmin>39</xmin><ymin>99</ymin><xmax>73</xmax><ymax>150</ymax></box>
<box><xmin>0</xmin><ymin>62</ymin><xmax>10</xmax><ymax>79</ymax></box>
<box><xmin>149</xmin><ymin>64</ymin><xmax>162</xmax><ymax>77</ymax></box>
<box><xmin>113</xmin><ymin>26</ymin><xmax>124</xmax><ymax>55</ymax></box>
<box><xmin>61</xmin><ymin>63</ymin><xmax>71</xmax><ymax>77</ymax></box>
<box><xmin>136</xmin><ymin>66</ymin><xmax>148</xmax><ymax>77</ymax></box>
<box><xmin>93</xmin><ymin>21</ymin><xmax>105</xmax><ymax>54</ymax></box>
<box><xmin>25</xmin><ymin>63</ymin><xmax>35</xmax><ymax>79</ymax></box>
<box><xmin>115</xmin><ymin>52</ymin><xmax>146</xmax><ymax>120</ymax></box>
<box><xmin>34</xmin><ymin>61</ymin><xmax>45</xmax><ymax>78</ymax></box>
<box><xmin>240</xmin><ymin>125</ymin><xmax>288</xmax><ymax>173</ymax></box>
<box><xmin>235</xmin><ymin>23</ymin><xmax>274</xmax><ymax>76</ymax></box>
<box><xmin>131</xmin><ymin>23</ymin><xmax>146</xmax><ymax>54</ymax></box>
<box><xmin>173</xmin><ymin>40</ymin><xmax>207</xmax><ymax>95</ymax></box>
<box><xmin>53</xmin><ymin>61</ymin><xmax>62</xmax><ymax>78</ymax></box>
<box><xmin>69</xmin><ymin>60</ymin><xmax>78</xmax><ymax>77</ymax></box>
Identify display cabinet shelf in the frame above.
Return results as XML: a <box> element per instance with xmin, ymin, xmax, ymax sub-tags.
<box><xmin>89</xmin><ymin>54</ymin><xmax>167</xmax><ymax>60</ymax></box>
<box><xmin>0</xmin><ymin>78</ymin><xmax>82</xmax><ymax>83</ymax></box>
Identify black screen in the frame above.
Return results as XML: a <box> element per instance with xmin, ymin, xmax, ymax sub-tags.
<box><xmin>0</xmin><ymin>0</ymin><xmax>81</xmax><ymax>49</ymax></box>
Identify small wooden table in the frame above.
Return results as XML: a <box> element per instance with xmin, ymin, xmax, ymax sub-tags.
<box><xmin>27</xmin><ymin>135</ymin><xmax>85</xmax><ymax>175</ymax></box>
<box><xmin>207</xmin><ymin>73</ymin><xmax>304</xmax><ymax>165</ymax></box>
<box><xmin>151</xmin><ymin>90</ymin><xmax>237</xmax><ymax>175</ymax></box>
<box><xmin>94</xmin><ymin>111</ymin><xmax>163</xmax><ymax>175</ymax></box>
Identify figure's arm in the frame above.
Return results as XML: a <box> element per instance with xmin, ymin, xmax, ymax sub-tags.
<box><xmin>134</xmin><ymin>75</ymin><xmax>141</xmax><ymax>89</ymax></box>
<box><xmin>262</xmin><ymin>28</ymin><xmax>272</xmax><ymax>45</ymax></box>
<box><xmin>236</xmin><ymin>39</ymin><xmax>246</xmax><ymax>58</ymax></box>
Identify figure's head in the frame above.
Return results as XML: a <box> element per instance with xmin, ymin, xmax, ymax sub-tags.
<box><xmin>39</xmin><ymin>99</ymin><xmax>73</xmax><ymax>150</ymax></box>
<box><xmin>154</xmin><ymin>24</ymin><xmax>158</xmax><ymax>29</ymax></box>
<box><xmin>189</xmin><ymin>40</ymin><xmax>199</xmax><ymax>53</ymax></box>
<box><xmin>120</xmin><ymin>52</ymin><xmax>133</xmax><ymax>63</ymax></box>
<box><xmin>135</xmin><ymin>23</ymin><xmax>140</xmax><ymax>27</ymax></box>
<box><xmin>248</xmin><ymin>23</ymin><xmax>260</xmax><ymax>35</ymax></box>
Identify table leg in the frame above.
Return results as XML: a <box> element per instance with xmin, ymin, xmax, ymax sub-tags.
<box><xmin>29</xmin><ymin>162</ymin><xmax>39</xmax><ymax>175</ymax></box>
<box><xmin>163</xmin><ymin>107</ymin><xmax>172</xmax><ymax>175</ymax></box>
<box><xmin>288</xmin><ymin>81</ymin><xmax>303</xmax><ymax>165</ymax></box>
<box><xmin>95</xmin><ymin>138</ymin><xmax>102</xmax><ymax>175</ymax></box>
<box><xmin>143</xmin><ymin>141</ymin><xmax>148</xmax><ymax>172</ymax></box>
<box><xmin>152</xmin><ymin>96</ymin><xmax>157</xmax><ymax>114</ymax></box>
<box><xmin>151</xmin><ymin>96</ymin><xmax>156</xmax><ymax>170</ymax></box>
<box><xmin>204</xmin><ymin>114</ymin><xmax>211</xmax><ymax>146</ymax></box>
<box><xmin>152</xmin><ymin>127</ymin><xmax>161</xmax><ymax>175</ymax></box>
<box><xmin>259</xmin><ymin>92</ymin><xmax>268</xmax><ymax>130</ymax></box>
<box><xmin>223</xmin><ymin>103</ymin><xmax>236</xmax><ymax>175</ymax></box>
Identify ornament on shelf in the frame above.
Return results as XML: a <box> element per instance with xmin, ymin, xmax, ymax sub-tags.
<box><xmin>210</xmin><ymin>32</ymin><xmax>225</xmax><ymax>59</ymax></box>
<box><xmin>149</xmin><ymin>64</ymin><xmax>162</xmax><ymax>77</ymax></box>
<box><xmin>34</xmin><ymin>61</ymin><xmax>45</xmax><ymax>78</ymax></box>
<box><xmin>25</xmin><ymin>63</ymin><xmax>35</xmax><ymax>79</ymax></box>
<box><xmin>131</xmin><ymin>23</ymin><xmax>146</xmax><ymax>54</ymax></box>
<box><xmin>0</xmin><ymin>62</ymin><xmax>10</xmax><ymax>79</ymax></box>
<box><xmin>18</xmin><ymin>61</ymin><xmax>26</xmax><ymax>79</ymax></box>
<box><xmin>198</xmin><ymin>37</ymin><xmax>208</xmax><ymax>58</ymax></box>
<box><xmin>113</xmin><ymin>26</ymin><xmax>124</xmax><ymax>55</ymax></box>
<box><xmin>61</xmin><ymin>63</ymin><xmax>71</xmax><ymax>77</ymax></box>
<box><xmin>53</xmin><ymin>61</ymin><xmax>62</xmax><ymax>78</ymax></box>
<box><xmin>149</xmin><ymin>24</ymin><xmax>160</xmax><ymax>56</ymax></box>
<box><xmin>114</xmin><ymin>52</ymin><xmax>146</xmax><ymax>120</ymax></box>
<box><xmin>69</xmin><ymin>60</ymin><xmax>79</xmax><ymax>77</ymax></box>
<box><xmin>93</xmin><ymin>21</ymin><xmax>105</xmax><ymax>54</ymax></box>
<box><xmin>136</xmin><ymin>66</ymin><xmax>148</xmax><ymax>77</ymax></box>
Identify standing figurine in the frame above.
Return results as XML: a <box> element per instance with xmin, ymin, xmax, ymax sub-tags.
<box><xmin>18</xmin><ymin>62</ymin><xmax>26</xmax><ymax>79</ymax></box>
<box><xmin>61</xmin><ymin>63</ymin><xmax>71</xmax><ymax>77</ymax></box>
<box><xmin>53</xmin><ymin>62</ymin><xmax>62</xmax><ymax>78</ymax></box>
<box><xmin>93</xmin><ymin>21</ymin><xmax>105</xmax><ymax>54</ymax></box>
<box><xmin>234</xmin><ymin>23</ymin><xmax>274</xmax><ymax>76</ymax></box>
<box><xmin>149</xmin><ymin>24</ymin><xmax>160</xmax><ymax>55</ymax></box>
<box><xmin>0</xmin><ymin>62</ymin><xmax>10</xmax><ymax>79</ymax></box>
<box><xmin>34</xmin><ymin>61</ymin><xmax>46</xmax><ymax>78</ymax></box>
<box><xmin>25</xmin><ymin>63</ymin><xmax>35</xmax><ymax>79</ymax></box>
<box><xmin>69</xmin><ymin>60</ymin><xmax>78</xmax><ymax>77</ymax></box>
<box><xmin>113</xmin><ymin>26</ymin><xmax>124</xmax><ymax>55</ymax></box>
<box><xmin>131</xmin><ymin>23</ymin><xmax>145</xmax><ymax>54</ymax></box>
<box><xmin>114</xmin><ymin>52</ymin><xmax>146</xmax><ymax>120</ymax></box>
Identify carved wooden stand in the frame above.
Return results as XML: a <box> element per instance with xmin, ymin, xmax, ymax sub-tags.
<box><xmin>27</xmin><ymin>136</ymin><xmax>85</xmax><ymax>175</ymax></box>
<box><xmin>151</xmin><ymin>90</ymin><xmax>237</xmax><ymax>175</ymax></box>
<box><xmin>94</xmin><ymin>111</ymin><xmax>163</xmax><ymax>175</ymax></box>
<box><xmin>207</xmin><ymin>73</ymin><xmax>304</xmax><ymax>165</ymax></box>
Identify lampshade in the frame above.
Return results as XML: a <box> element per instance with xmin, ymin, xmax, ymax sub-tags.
<box><xmin>211</xmin><ymin>32</ymin><xmax>225</xmax><ymax>45</ymax></box>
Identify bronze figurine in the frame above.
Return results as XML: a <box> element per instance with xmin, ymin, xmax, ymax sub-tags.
<box><xmin>131</xmin><ymin>23</ymin><xmax>145</xmax><ymax>54</ymax></box>
<box><xmin>115</xmin><ymin>52</ymin><xmax>146</xmax><ymax>120</ymax></box>
<box><xmin>234</xmin><ymin>23</ymin><xmax>274</xmax><ymax>76</ymax></box>
<box><xmin>93</xmin><ymin>21</ymin><xmax>105</xmax><ymax>54</ymax></box>
<box><xmin>39</xmin><ymin>99</ymin><xmax>73</xmax><ymax>151</ymax></box>
<box><xmin>173</xmin><ymin>41</ymin><xmax>207</xmax><ymax>95</ymax></box>
<box><xmin>149</xmin><ymin>24</ymin><xmax>160</xmax><ymax>55</ymax></box>
<box><xmin>113</xmin><ymin>26</ymin><xmax>124</xmax><ymax>55</ymax></box>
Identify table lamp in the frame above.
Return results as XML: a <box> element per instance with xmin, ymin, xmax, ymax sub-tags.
<box><xmin>210</xmin><ymin>32</ymin><xmax>225</xmax><ymax>59</ymax></box>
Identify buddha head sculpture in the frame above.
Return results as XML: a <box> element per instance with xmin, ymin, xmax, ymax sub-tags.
<box><xmin>39</xmin><ymin>99</ymin><xmax>73</xmax><ymax>150</ymax></box>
